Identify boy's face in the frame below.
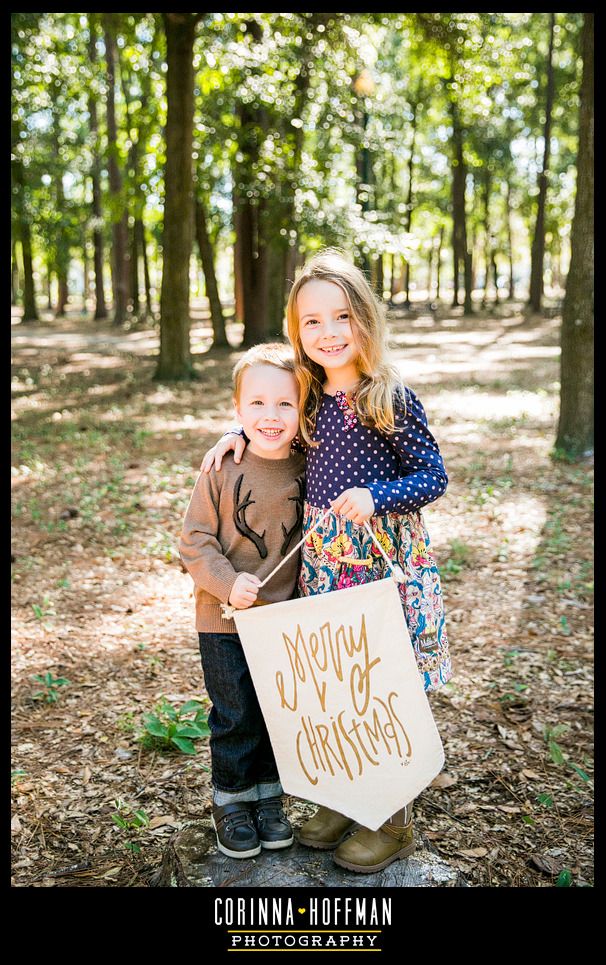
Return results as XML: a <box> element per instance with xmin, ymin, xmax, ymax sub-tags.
<box><xmin>235</xmin><ymin>364</ymin><xmax>300</xmax><ymax>459</ymax></box>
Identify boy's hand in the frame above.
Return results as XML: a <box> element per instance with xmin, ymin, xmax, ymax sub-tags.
<box><xmin>228</xmin><ymin>572</ymin><xmax>261</xmax><ymax>609</ymax></box>
<box><xmin>200</xmin><ymin>433</ymin><xmax>247</xmax><ymax>473</ymax></box>
<box><xmin>330</xmin><ymin>487</ymin><xmax>374</xmax><ymax>525</ymax></box>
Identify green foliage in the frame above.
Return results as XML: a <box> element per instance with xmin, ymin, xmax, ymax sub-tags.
<box><xmin>31</xmin><ymin>671</ymin><xmax>70</xmax><ymax>703</ymax></box>
<box><xmin>12</xmin><ymin>11</ymin><xmax>584</xmax><ymax>310</ymax></box>
<box><xmin>555</xmin><ymin>869</ymin><xmax>572</xmax><ymax>887</ymax></box>
<box><xmin>542</xmin><ymin>723</ymin><xmax>592</xmax><ymax>788</ymax></box>
<box><xmin>139</xmin><ymin>696</ymin><xmax>210</xmax><ymax>755</ymax></box>
<box><xmin>442</xmin><ymin>538</ymin><xmax>473</xmax><ymax>576</ymax></box>
<box><xmin>31</xmin><ymin>596</ymin><xmax>55</xmax><ymax>621</ymax></box>
<box><xmin>110</xmin><ymin>797</ymin><xmax>150</xmax><ymax>852</ymax></box>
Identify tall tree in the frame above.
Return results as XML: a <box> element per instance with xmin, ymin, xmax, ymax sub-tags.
<box><xmin>87</xmin><ymin>15</ymin><xmax>107</xmax><ymax>319</ymax></box>
<box><xmin>194</xmin><ymin>195</ymin><xmax>228</xmax><ymax>347</ymax></box>
<box><xmin>555</xmin><ymin>13</ymin><xmax>593</xmax><ymax>458</ymax></box>
<box><xmin>528</xmin><ymin>13</ymin><xmax>556</xmax><ymax>312</ymax></box>
<box><xmin>401</xmin><ymin>87</ymin><xmax>421</xmax><ymax>309</ymax></box>
<box><xmin>11</xmin><ymin>14</ymin><xmax>40</xmax><ymax>321</ymax></box>
<box><xmin>104</xmin><ymin>13</ymin><xmax>129</xmax><ymax>325</ymax></box>
<box><xmin>156</xmin><ymin>13</ymin><xmax>200</xmax><ymax>379</ymax></box>
<box><xmin>12</xmin><ymin>160</ymin><xmax>39</xmax><ymax>322</ymax></box>
<box><xmin>449</xmin><ymin>91</ymin><xmax>473</xmax><ymax>313</ymax></box>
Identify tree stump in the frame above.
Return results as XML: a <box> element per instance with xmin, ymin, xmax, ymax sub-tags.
<box><xmin>151</xmin><ymin>806</ymin><xmax>467</xmax><ymax>888</ymax></box>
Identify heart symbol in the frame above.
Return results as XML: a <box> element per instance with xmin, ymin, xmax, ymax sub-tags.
<box><xmin>298</xmin><ymin>908</ymin><xmax>306</xmax><ymax>914</ymax></box>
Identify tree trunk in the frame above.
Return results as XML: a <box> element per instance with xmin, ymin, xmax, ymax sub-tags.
<box><xmin>491</xmin><ymin>251</ymin><xmax>500</xmax><ymax>304</ymax></box>
<box><xmin>121</xmin><ymin>59</ymin><xmax>142</xmax><ymax>319</ymax></box>
<box><xmin>469</xmin><ymin>224</ymin><xmax>479</xmax><ymax>292</ymax></box>
<box><xmin>233</xmin><ymin>184</ymin><xmax>244</xmax><ymax>325</ymax></box>
<box><xmin>156</xmin><ymin>13</ymin><xmax>199</xmax><ymax>379</ymax></box>
<box><xmin>375</xmin><ymin>255</ymin><xmax>384</xmax><ymax>300</ymax></box>
<box><xmin>82</xmin><ymin>244</ymin><xmax>90</xmax><ymax>312</ymax></box>
<box><xmin>449</xmin><ymin>96</ymin><xmax>473</xmax><ymax>314</ymax></box>
<box><xmin>266</xmin><ymin>239</ymin><xmax>289</xmax><ymax>337</ymax></box>
<box><xmin>12</xmin><ymin>160</ymin><xmax>39</xmax><ymax>321</ymax></box>
<box><xmin>12</xmin><ymin>240</ymin><xmax>20</xmax><ymax>305</ymax></box>
<box><xmin>402</xmin><ymin>101</ymin><xmax>418</xmax><ymax>309</ymax></box>
<box><xmin>194</xmin><ymin>196</ymin><xmax>228</xmax><ymax>347</ymax></box>
<box><xmin>355</xmin><ymin>105</ymin><xmax>372</xmax><ymax>278</ymax></box>
<box><xmin>482</xmin><ymin>173</ymin><xmax>491</xmax><ymax>308</ymax></box>
<box><xmin>529</xmin><ymin>12</ymin><xmax>556</xmax><ymax>312</ymax></box>
<box><xmin>435</xmin><ymin>226</ymin><xmax>443</xmax><ymax>301</ymax></box>
<box><xmin>451</xmin><ymin>220</ymin><xmax>460</xmax><ymax>307</ymax></box>
<box><xmin>505</xmin><ymin>178</ymin><xmax>515</xmax><ymax>299</ymax></box>
<box><xmin>88</xmin><ymin>14</ymin><xmax>107</xmax><ymax>320</ymax></box>
<box><xmin>104</xmin><ymin>13</ymin><xmax>129</xmax><ymax>326</ymax></box>
<box><xmin>555</xmin><ymin>13</ymin><xmax>593</xmax><ymax>458</ymax></box>
<box><xmin>426</xmin><ymin>244</ymin><xmax>433</xmax><ymax>301</ymax></box>
<box><xmin>21</xmin><ymin>229</ymin><xmax>38</xmax><ymax>321</ymax></box>
<box><xmin>53</xmin><ymin>127</ymin><xmax>69</xmax><ymax>318</ymax></box>
<box><xmin>46</xmin><ymin>266</ymin><xmax>53</xmax><ymax>312</ymax></box>
<box><xmin>130</xmin><ymin>221</ymin><xmax>140</xmax><ymax>316</ymax></box>
<box><xmin>137</xmin><ymin>218</ymin><xmax>152</xmax><ymax>318</ymax></box>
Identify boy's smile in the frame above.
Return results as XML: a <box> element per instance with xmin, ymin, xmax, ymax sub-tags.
<box><xmin>235</xmin><ymin>364</ymin><xmax>300</xmax><ymax>460</ymax></box>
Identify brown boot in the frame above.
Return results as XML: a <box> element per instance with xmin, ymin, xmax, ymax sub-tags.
<box><xmin>297</xmin><ymin>806</ymin><xmax>359</xmax><ymax>850</ymax></box>
<box><xmin>333</xmin><ymin>803</ymin><xmax>415</xmax><ymax>873</ymax></box>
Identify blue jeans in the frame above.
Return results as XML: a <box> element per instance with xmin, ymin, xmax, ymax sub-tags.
<box><xmin>198</xmin><ymin>631</ymin><xmax>282</xmax><ymax>806</ymax></box>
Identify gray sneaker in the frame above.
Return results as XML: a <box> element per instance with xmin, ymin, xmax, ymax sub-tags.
<box><xmin>211</xmin><ymin>802</ymin><xmax>261</xmax><ymax>859</ymax></box>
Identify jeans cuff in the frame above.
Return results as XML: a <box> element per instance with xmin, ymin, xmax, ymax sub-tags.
<box><xmin>257</xmin><ymin>780</ymin><xmax>283</xmax><ymax>800</ymax></box>
<box><xmin>213</xmin><ymin>785</ymin><xmax>259</xmax><ymax>806</ymax></box>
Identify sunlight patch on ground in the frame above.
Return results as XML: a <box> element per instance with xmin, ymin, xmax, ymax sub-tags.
<box><xmin>144</xmin><ymin>414</ymin><xmax>234</xmax><ymax>435</ymax></box>
<box><xmin>428</xmin><ymin>387</ymin><xmax>557</xmax><ymax>422</ymax></box>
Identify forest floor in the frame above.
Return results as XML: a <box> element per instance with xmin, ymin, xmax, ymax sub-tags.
<box><xmin>11</xmin><ymin>299</ymin><xmax>593</xmax><ymax>888</ymax></box>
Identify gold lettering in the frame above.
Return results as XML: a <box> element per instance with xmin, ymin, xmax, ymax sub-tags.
<box><xmin>301</xmin><ymin>715</ymin><xmax>324</xmax><ymax>771</ymax></box>
<box><xmin>296</xmin><ymin>727</ymin><xmax>318</xmax><ymax>786</ymax></box>
<box><xmin>316</xmin><ymin>724</ymin><xmax>344</xmax><ymax>776</ymax></box>
<box><xmin>387</xmin><ymin>691</ymin><xmax>412</xmax><ymax>757</ymax></box>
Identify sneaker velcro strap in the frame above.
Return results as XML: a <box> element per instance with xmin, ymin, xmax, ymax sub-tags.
<box><xmin>213</xmin><ymin>802</ymin><xmax>255</xmax><ymax>828</ymax></box>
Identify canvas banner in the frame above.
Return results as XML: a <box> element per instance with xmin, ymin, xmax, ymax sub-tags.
<box><xmin>233</xmin><ymin>577</ymin><xmax>444</xmax><ymax>831</ymax></box>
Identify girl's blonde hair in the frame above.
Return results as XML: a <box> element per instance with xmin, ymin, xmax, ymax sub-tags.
<box><xmin>286</xmin><ymin>248</ymin><xmax>404</xmax><ymax>446</ymax></box>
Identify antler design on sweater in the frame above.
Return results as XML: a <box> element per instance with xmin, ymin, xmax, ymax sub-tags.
<box><xmin>280</xmin><ymin>475</ymin><xmax>305</xmax><ymax>556</ymax></box>
<box><xmin>233</xmin><ymin>474</ymin><xmax>268</xmax><ymax>559</ymax></box>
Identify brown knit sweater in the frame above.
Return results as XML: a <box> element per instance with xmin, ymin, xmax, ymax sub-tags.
<box><xmin>179</xmin><ymin>448</ymin><xmax>306</xmax><ymax>632</ymax></box>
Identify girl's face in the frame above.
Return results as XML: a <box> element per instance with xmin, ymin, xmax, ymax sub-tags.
<box><xmin>296</xmin><ymin>279</ymin><xmax>360</xmax><ymax>386</ymax></box>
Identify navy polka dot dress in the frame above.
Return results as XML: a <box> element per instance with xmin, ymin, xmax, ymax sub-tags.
<box><xmin>299</xmin><ymin>385</ymin><xmax>452</xmax><ymax>692</ymax></box>
<box><xmin>305</xmin><ymin>386</ymin><xmax>448</xmax><ymax>513</ymax></box>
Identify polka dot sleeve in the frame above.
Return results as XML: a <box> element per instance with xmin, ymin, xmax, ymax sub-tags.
<box><xmin>365</xmin><ymin>386</ymin><xmax>448</xmax><ymax>515</ymax></box>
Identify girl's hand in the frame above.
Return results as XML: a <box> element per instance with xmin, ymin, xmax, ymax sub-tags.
<box><xmin>200</xmin><ymin>433</ymin><xmax>246</xmax><ymax>472</ymax></box>
<box><xmin>330</xmin><ymin>487</ymin><xmax>375</xmax><ymax>524</ymax></box>
<box><xmin>228</xmin><ymin>572</ymin><xmax>261</xmax><ymax>609</ymax></box>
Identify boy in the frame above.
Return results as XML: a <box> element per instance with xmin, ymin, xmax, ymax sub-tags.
<box><xmin>179</xmin><ymin>343</ymin><xmax>305</xmax><ymax>859</ymax></box>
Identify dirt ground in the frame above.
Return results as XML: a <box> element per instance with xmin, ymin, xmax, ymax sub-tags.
<box><xmin>11</xmin><ymin>300</ymin><xmax>593</xmax><ymax>888</ymax></box>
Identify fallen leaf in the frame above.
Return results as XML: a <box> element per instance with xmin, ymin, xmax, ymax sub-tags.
<box><xmin>458</xmin><ymin>847</ymin><xmax>488</xmax><ymax>858</ymax></box>
<box><xmin>11</xmin><ymin>815</ymin><xmax>22</xmax><ymax>833</ymax></box>
<box><xmin>148</xmin><ymin>815</ymin><xmax>179</xmax><ymax>830</ymax></box>
<box><xmin>529</xmin><ymin>854</ymin><xmax>563</xmax><ymax>876</ymax></box>
<box><xmin>431</xmin><ymin>772</ymin><xmax>458</xmax><ymax>789</ymax></box>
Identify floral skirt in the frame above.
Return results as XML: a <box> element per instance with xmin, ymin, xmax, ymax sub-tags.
<box><xmin>298</xmin><ymin>502</ymin><xmax>452</xmax><ymax>693</ymax></box>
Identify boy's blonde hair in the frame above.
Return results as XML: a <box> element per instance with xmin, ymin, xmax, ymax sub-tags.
<box><xmin>232</xmin><ymin>342</ymin><xmax>297</xmax><ymax>403</ymax></box>
<box><xmin>285</xmin><ymin>248</ymin><xmax>404</xmax><ymax>446</ymax></box>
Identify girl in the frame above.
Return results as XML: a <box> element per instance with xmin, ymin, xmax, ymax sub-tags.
<box><xmin>201</xmin><ymin>249</ymin><xmax>452</xmax><ymax>873</ymax></box>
